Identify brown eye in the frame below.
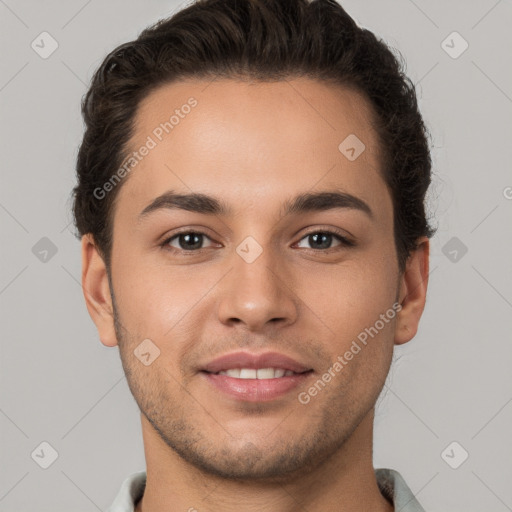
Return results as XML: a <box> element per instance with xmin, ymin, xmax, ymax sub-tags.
<box><xmin>163</xmin><ymin>231</ymin><xmax>214</xmax><ymax>251</ymax></box>
<box><xmin>296</xmin><ymin>230</ymin><xmax>355</xmax><ymax>250</ymax></box>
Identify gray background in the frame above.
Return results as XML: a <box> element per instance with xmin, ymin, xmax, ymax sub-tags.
<box><xmin>1</xmin><ymin>0</ymin><xmax>511</xmax><ymax>510</ymax></box>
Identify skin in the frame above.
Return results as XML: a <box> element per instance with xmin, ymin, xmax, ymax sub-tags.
<box><xmin>81</xmin><ymin>78</ymin><xmax>429</xmax><ymax>512</ymax></box>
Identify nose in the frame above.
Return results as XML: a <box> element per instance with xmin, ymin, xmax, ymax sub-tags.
<box><xmin>217</xmin><ymin>245</ymin><xmax>299</xmax><ymax>333</ymax></box>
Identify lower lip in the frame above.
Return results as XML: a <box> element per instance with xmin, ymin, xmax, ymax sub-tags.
<box><xmin>202</xmin><ymin>371</ymin><xmax>313</xmax><ymax>402</ymax></box>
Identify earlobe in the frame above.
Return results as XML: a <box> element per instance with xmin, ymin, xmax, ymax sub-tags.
<box><xmin>81</xmin><ymin>234</ymin><xmax>118</xmax><ymax>347</ymax></box>
<box><xmin>394</xmin><ymin>237</ymin><xmax>430</xmax><ymax>345</ymax></box>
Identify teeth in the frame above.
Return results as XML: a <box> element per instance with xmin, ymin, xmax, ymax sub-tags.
<box><xmin>240</xmin><ymin>368</ymin><xmax>257</xmax><ymax>379</ymax></box>
<box><xmin>256</xmin><ymin>368</ymin><xmax>275</xmax><ymax>379</ymax></box>
<box><xmin>217</xmin><ymin>368</ymin><xmax>296</xmax><ymax>379</ymax></box>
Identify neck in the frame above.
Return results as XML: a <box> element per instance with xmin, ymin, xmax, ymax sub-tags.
<box><xmin>135</xmin><ymin>409</ymin><xmax>393</xmax><ymax>512</ymax></box>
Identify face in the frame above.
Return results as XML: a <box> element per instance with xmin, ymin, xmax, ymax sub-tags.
<box><xmin>91</xmin><ymin>78</ymin><xmax>411</xmax><ymax>481</ymax></box>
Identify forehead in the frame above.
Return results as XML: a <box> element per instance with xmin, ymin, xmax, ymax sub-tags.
<box><xmin>114</xmin><ymin>78</ymin><xmax>389</xmax><ymax>222</ymax></box>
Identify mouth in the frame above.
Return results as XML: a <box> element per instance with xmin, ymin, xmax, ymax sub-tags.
<box><xmin>199</xmin><ymin>351</ymin><xmax>314</xmax><ymax>402</ymax></box>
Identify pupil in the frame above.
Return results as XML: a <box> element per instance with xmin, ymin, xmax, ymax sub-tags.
<box><xmin>310</xmin><ymin>233</ymin><xmax>331</xmax><ymax>249</ymax></box>
<box><xmin>180</xmin><ymin>233</ymin><xmax>202</xmax><ymax>250</ymax></box>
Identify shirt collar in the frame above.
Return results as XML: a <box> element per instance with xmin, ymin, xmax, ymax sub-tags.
<box><xmin>375</xmin><ymin>468</ymin><xmax>426</xmax><ymax>511</ymax></box>
<box><xmin>107</xmin><ymin>468</ymin><xmax>425</xmax><ymax>511</ymax></box>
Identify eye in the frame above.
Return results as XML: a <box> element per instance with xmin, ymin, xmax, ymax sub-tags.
<box><xmin>162</xmin><ymin>231</ymin><xmax>215</xmax><ymax>252</ymax></box>
<box><xmin>295</xmin><ymin>230</ymin><xmax>355</xmax><ymax>251</ymax></box>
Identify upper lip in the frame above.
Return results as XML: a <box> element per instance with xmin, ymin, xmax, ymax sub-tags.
<box><xmin>201</xmin><ymin>351</ymin><xmax>312</xmax><ymax>374</ymax></box>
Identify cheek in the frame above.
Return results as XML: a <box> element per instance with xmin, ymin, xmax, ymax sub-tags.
<box><xmin>296</xmin><ymin>254</ymin><xmax>398</xmax><ymax>345</ymax></box>
<box><xmin>112</xmin><ymin>249</ymin><xmax>214</xmax><ymax>338</ymax></box>
<box><xmin>313</xmin><ymin>261</ymin><xmax>398</xmax><ymax>398</ymax></box>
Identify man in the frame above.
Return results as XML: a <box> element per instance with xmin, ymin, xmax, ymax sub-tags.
<box><xmin>72</xmin><ymin>0</ymin><xmax>435</xmax><ymax>510</ymax></box>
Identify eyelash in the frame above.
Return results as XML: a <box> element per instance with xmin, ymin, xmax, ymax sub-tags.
<box><xmin>160</xmin><ymin>228</ymin><xmax>355</xmax><ymax>254</ymax></box>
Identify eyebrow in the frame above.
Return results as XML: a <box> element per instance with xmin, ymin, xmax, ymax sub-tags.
<box><xmin>137</xmin><ymin>189</ymin><xmax>373</xmax><ymax>222</ymax></box>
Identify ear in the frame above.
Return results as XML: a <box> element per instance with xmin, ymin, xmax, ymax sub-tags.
<box><xmin>394</xmin><ymin>237</ymin><xmax>430</xmax><ymax>345</ymax></box>
<box><xmin>81</xmin><ymin>234</ymin><xmax>118</xmax><ymax>347</ymax></box>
